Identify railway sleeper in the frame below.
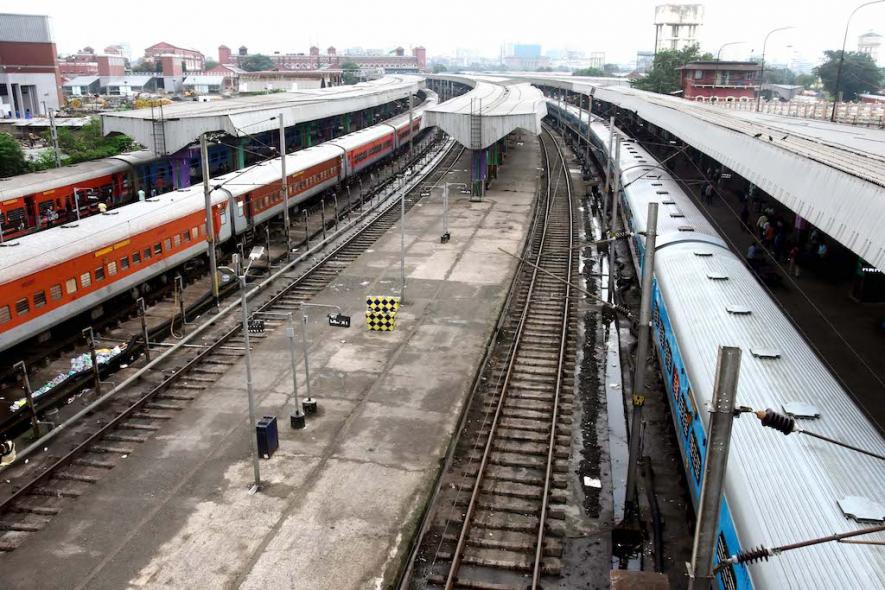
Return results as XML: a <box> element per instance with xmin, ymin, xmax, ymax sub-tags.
<box><xmin>119</xmin><ymin>421</ymin><xmax>161</xmax><ymax>432</ymax></box>
<box><xmin>465</xmin><ymin>464</ymin><xmax>544</xmax><ymax>487</ymax></box>
<box><xmin>424</xmin><ymin>573</ymin><xmax>513</xmax><ymax>590</ymax></box>
<box><xmin>483</xmin><ymin>451</ymin><xmax>545</xmax><ymax>471</ymax></box>
<box><xmin>89</xmin><ymin>444</ymin><xmax>134</xmax><ymax>454</ymax></box>
<box><xmin>9</xmin><ymin>502</ymin><xmax>60</xmax><ymax>516</ymax></box>
<box><xmin>103</xmin><ymin>432</ymin><xmax>148</xmax><ymax>444</ymax></box>
<box><xmin>472</xmin><ymin>508</ymin><xmax>538</xmax><ymax>533</ymax></box>
<box><xmin>491</xmin><ymin>440</ymin><xmax>548</xmax><ymax>457</ymax></box>
<box><xmin>54</xmin><ymin>470</ymin><xmax>100</xmax><ymax>484</ymax></box>
<box><xmin>485</xmin><ymin>397</ymin><xmax>554</xmax><ymax>413</ymax></box>
<box><xmin>73</xmin><ymin>456</ymin><xmax>116</xmax><ymax>469</ymax></box>
<box><xmin>0</xmin><ymin>520</ymin><xmax>46</xmax><ymax>533</ymax></box>
<box><xmin>143</xmin><ymin>401</ymin><xmax>184</xmax><ymax>411</ymax></box>
<box><xmin>132</xmin><ymin>411</ymin><xmax>174</xmax><ymax>421</ymax></box>
<box><xmin>157</xmin><ymin>393</ymin><xmax>196</xmax><ymax>401</ymax></box>
<box><xmin>30</xmin><ymin>485</ymin><xmax>83</xmax><ymax>498</ymax></box>
<box><xmin>447</xmin><ymin>528</ymin><xmax>563</xmax><ymax>557</ymax></box>
<box><xmin>474</xmin><ymin>494</ymin><xmax>541</xmax><ymax>516</ymax></box>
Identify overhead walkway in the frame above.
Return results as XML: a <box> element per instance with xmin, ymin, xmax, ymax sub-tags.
<box><xmin>426</xmin><ymin>74</ymin><xmax>546</xmax><ymax>195</ymax></box>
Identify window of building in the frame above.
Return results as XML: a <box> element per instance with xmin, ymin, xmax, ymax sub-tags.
<box><xmin>121</xmin><ymin>256</ymin><xmax>129</xmax><ymax>270</ymax></box>
<box><xmin>33</xmin><ymin>290</ymin><xmax>46</xmax><ymax>308</ymax></box>
<box><xmin>80</xmin><ymin>272</ymin><xmax>91</xmax><ymax>288</ymax></box>
<box><xmin>694</xmin><ymin>69</ymin><xmax>702</xmax><ymax>80</ymax></box>
<box><xmin>0</xmin><ymin>305</ymin><xmax>9</xmax><ymax>324</ymax></box>
<box><xmin>15</xmin><ymin>298</ymin><xmax>29</xmax><ymax>316</ymax></box>
<box><xmin>95</xmin><ymin>266</ymin><xmax>106</xmax><ymax>281</ymax></box>
<box><xmin>66</xmin><ymin>278</ymin><xmax>77</xmax><ymax>294</ymax></box>
<box><xmin>50</xmin><ymin>284</ymin><xmax>62</xmax><ymax>301</ymax></box>
<box><xmin>108</xmin><ymin>261</ymin><xmax>117</xmax><ymax>276</ymax></box>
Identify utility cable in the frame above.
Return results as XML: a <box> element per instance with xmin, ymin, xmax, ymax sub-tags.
<box><xmin>715</xmin><ymin>523</ymin><xmax>885</xmax><ymax>573</ymax></box>
<box><xmin>750</xmin><ymin>407</ymin><xmax>885</xmax><ymax>461</ymax></box>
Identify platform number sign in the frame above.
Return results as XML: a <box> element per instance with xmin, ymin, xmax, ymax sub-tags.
<box><xmin>248</xmin><ymin>319</ymin><xmax>265</xmax><ymax>334</ymax></box>
<box><xmin>328</xmin><ymin>313</ymin><xmax>351</xmax><ymax>328</ymax></box>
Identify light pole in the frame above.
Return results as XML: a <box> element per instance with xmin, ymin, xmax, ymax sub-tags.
<box><xmin>757</xmin><ymin>27</ymin><xmax>795</xmax><ymax>112</ymax></box>
<box><xmin>831</xmin><ymin>0</ymin><xmax>885</xmax><ymax>121</ymax></box>
<box><xmin>42</xmin><ymin>99</ymin><xmax>61</xmax><ymax>168</ymax></box>
<box><xmin>441</xmin><ymin>182</ymin><xmax>468</xmax><ymax>243</ymax></box>
<box><xmin>219</xmin><ymin>245</ymin><xmax>266</xmax><ymax>494</ymax></box>
<box><xmin>716</xmin><ymin>41</ymin><xmax>746</xmax><ymax>61</ymax></box>
<box><xmin>71</xmin><ymin>187</ymin><xmax>96</xmax><ymax>221</ymax></box>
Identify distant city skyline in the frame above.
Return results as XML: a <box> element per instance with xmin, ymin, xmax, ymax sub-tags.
<box><xmin>3</xmin><ymin>0</ymin><xmax>883</xmax><ymax>69</ymax></box>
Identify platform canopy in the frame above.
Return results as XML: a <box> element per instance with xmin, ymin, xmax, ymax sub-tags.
<box><xmin>100</xmin><ymin>75</ymin><xmax>425</xmax><ymax>155</ymax></box>
<box><xmin>518</xmin><ymin>74</ymin><xmax>885</xmax><ymax>272</ymax></box>
<box><xmin>425</xmin><ymin>74</ymin><xmax>546</xmax><ymax>150</ymax></box>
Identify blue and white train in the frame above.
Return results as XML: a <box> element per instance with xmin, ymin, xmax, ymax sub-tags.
<box><xmin>549</xmin><ymin>100</ymin><xmax>885</xmax><ymax>589</ymax></box>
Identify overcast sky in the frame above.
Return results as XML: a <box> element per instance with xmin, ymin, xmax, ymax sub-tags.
<box><xmin>3</xmin><ymin>0</ymin><xmax>883</xmax><ymax>66</ymax></box>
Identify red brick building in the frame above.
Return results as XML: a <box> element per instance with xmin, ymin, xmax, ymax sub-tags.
<box><xmin>59</xmin><ymin>47</ymin><xmax>125</xmax><ymax>78</ymax></box>
<box><xmin>144</xmin><ymin>42</ymin><xmax>205</xmax><ymax>76</ymax></box>
<box><xmin>679</xmin><ymin>61</ymin><xmax>761</xmax><ymax>101</ymax></box>
<box><xmin>227</xmin><ymin>44</ymin><xmax>425</xmax><ymax>73</ymax></box>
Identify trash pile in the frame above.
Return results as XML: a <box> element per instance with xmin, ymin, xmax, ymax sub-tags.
<box><xmin>9</xmin><ymin>345</ymin><xmax>126</xmax><ymax>413</ymax></box>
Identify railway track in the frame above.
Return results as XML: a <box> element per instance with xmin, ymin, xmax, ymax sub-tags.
<box><xmin>0</xmin><ymin>130</ymin><xmax>441</xmax><ymax>439</ymax></box>
<box><xmin>406</xmin><ymin>126</ymin><xmax>578</xmax><ymax>590</ymax></box>
<box><xmin>0</xmin><ymin>140</ymin><xmax>465</xmax><ymax>553</ymax></box>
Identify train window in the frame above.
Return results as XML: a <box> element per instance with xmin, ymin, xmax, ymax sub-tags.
<box><xmin>173</xmin><ymin>235</ymin><xmax>181</xmax><ymax>248</ymax></box>
<box><xmin>15</xmin><ymin>298</ymin><xmax>29</xmax><ymax>316</ymax></box>
<box><xmin>191</xmin><ymin>227</ymin><xmax>199</xmax><ymax>239</ymax></box>
<box><xmin>157</xmin><ymin>241</ymin><xmax>166</xmax><ymax>254</ymax></box>
<box><xmin>66</xmin><ymin>278</ymin><xmax>77</xmax><ymax>294</ymax></box>
<box><xmin>95</xmin><ymin>266</ymin><xmax>105</xmax><ymax>281</ymax></box>
<box><xmin>0</xmin><ymin>305</ymin><xmax>9</xmax><ymax>325</ymax></box>
<box><xmin>50</xmin><ymin>284</ymin><xmax>62</xmax><ymax>301</ymax></box>
<box><xmin>80</xmin><ymin>272</ymin><xmax>91</xmax><ymax>288</ymax></box>
<box><xmin>108</xmin><ymin>261</ymin><xmax>117</xmax><ymax>276</ymax></box>
<box><xmin>147</xmin><ymin>247</ymin><xmax>155</xmax><ymax>259</ymax></box>
<box><xmin>181</xmin><ymin>231</ymin><xmax>190</xmax><ymax>243</ymax></box>
<box><xmin>33</xmin><ymin>290</ymin><xmax>46</xmax><ymax>308</ymax></box>
<box><xmin>133</xmin><ymin>252</ymin><xmax>141</xmax><ymax>264</ymax></box>
<box><xmin>121</xmin><ymin>256</ymin><xmax>129</xmax><ymax>270</ymax></box>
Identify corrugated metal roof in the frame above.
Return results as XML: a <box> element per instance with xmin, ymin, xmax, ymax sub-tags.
<box><xmin>100</xmin><ymin>75</ymin><xmax>425</xmax><ymax>154</ymax></box>
<box><xmin>182</xmin><ymin>75</ymin><xmax>225</xmax><ymax>86</ymax></box>
<box><xmin>522</xmin><ymin>75</ymin><xmax>885</xmax><ymax>272</ymax></box>
<box><xmin>62</xmin><ymin>76</ymin><xmax>99</xmax><ymax>87</ymax></box>
<box><xmin>100</xmin><ymin>76</ymin><xmax>155</xmax><ymax>86</ymax></box>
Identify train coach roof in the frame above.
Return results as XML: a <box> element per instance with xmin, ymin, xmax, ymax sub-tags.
<box><xmin>0</xmin><ymin>185</ymin><xmax>223</xmax><ymax>283</ymax></box>
<box><xmin>0</xmin><ymin>150</ymin><xmax>155</xmax><ymax>202</ymax></box>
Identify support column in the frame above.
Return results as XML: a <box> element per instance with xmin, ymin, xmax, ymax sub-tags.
<box><xmin>14</xmin><ymin>84</ymin><xmax>25</xmax><ymax>117</ymax></box>
<box><xmin>4</xmin><ymin>83</ymin><xmax>12</xmax><ymax>117</ymax></box>
<box><xmin>471</xmin><ymin>149</ymin><xmax>487</xmax><ymax>197</ymax></box>
<box><xmin>236</xmin><ymin>137</ymin><xmax>247</xmax><ymax>169</ymax></box>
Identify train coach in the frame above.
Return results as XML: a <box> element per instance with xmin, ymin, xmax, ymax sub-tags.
<box><xmin>548</xmin><ymin>100</ymin><xmax>885</xmax><ymax>589</ymax></box>
<box><xmin>0</xmin><ymin>93</ymin><xmax>435</xmax><ymax>353</ymax></box>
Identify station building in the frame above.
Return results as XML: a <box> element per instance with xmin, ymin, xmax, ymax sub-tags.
<box><xmin>0</xmin><ymin>13</ymin><xmax>63</xmax><ymax>116</ymax></box>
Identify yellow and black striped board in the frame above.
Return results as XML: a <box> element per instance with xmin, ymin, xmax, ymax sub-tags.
<box><xmin>365</xmin><ymin>310</ymin><xmax>396</xmax><ymax>332</ymax></box>
<box><xmin>365</xmin><ymin>296</ymin><xmax>400</xmax><ymax>314</ymax></box>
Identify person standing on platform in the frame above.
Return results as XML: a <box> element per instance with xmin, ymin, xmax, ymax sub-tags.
<box><xmin>138</xmin><ymin>187</ymin><xmax>146</xmax><ymax>202</ymax></box>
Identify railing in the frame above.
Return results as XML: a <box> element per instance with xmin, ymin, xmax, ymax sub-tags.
<box><xmin>704</xmin><ymin>98</ymin><xmax>885</xmax><ymax>128</ymax></box>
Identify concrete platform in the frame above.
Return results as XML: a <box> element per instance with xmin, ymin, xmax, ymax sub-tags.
<box><xmin>0</xmin><ymin>138</ymin><xmax>540</xmax><ymax>589</ymax></box>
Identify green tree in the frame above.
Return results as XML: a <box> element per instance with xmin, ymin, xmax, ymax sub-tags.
<box><xmin>536</xmin><ymin>66</ymin><xmax>553</xmax><ymax>72</ymax></box>
<box><xmin>240</xmin><ymin>54</ymin><xmax>275</xmax><ymax>72</ymax></box>
<box><xmin>432</xmin><ymin>63</ymin><xmax>447</xmax><ymax>74</ymax></box>
<box><xmin>632</xmin><ymin>44</ymin><xmax>713</xmax><ymax>94</ymax></box>
<box><xmin>204</xmin><ymin>59</ymin><xmax>219</xmax><ymax>70</ymax></box>
<box><xmin>573</xmin><ymin>67</ymin><xmax>604</xmax><ymax>77</ymax></box>
<box><xmin>794</xmin><ymin>73</ymin><xmax>818</xmax><ymax>89</ymax></box>
<box><xmin>603</xmin><ymin>63</ymin><xmax>619</xmax><ymax>75</ymax></box>
<box><xmin>0</xmin><ymin>133</ymin><xmax>27</xmax><ymax>177</ymax></box>
<box><xmin>816</xmin><ymin>50</ymin><xmax>882</xmax><ymax>101</ymax></box>
<box><xmin>46</xmin><ymin>118</ymin><xmax>135</xmax><ymax>165</ymax></box>
<box><xmin>341</xmin><ymin>61</ymin><xmax>360</xmax><ymax>85</ymax></box>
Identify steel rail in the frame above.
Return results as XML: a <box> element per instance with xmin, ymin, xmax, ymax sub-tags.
<box><xmin>531</xmin><ymin>125</ymin><xmax>574</xmax><ymax>588</ymax></box>
<box><xmin>443</xmin><ymin>133</ymin><xmax>559</xmax><ymax>590</ymax></box>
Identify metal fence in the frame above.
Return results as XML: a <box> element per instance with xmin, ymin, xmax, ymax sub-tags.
<box><xmin>707</xmin><ymin>99</ymin><xmax>885</xmax><ymax>128</ymax></box>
